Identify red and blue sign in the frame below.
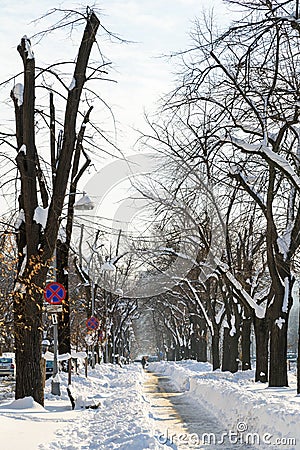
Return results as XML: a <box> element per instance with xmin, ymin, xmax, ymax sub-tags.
<box><xmin>86</xmin><ymin>316</ymin><xmax>100</xmax><ymax>331</ymax></box>
<box><xmin>44</xmin><ymin>282</ymin><xmax>66</xmax><ymax>305</ymax></box>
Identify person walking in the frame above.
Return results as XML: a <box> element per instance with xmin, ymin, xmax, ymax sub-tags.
<box><xmin>141</xmin><ymin>356</ymin><xmax>147</xmax><ymax>369</ymax></box>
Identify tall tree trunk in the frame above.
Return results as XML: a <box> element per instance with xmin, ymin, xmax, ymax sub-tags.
<box><xmin>222</xmin><ymin>327</ymin><xmax>239</xmax><ymax>373</ymax></box>
<box><xmin>268</xmin><ymin>271</ymin><xmax>292</xmax><ymax>387</ymax></box>
<box><xmin>253</xmin><ymin>316</ymin><xmax>268</xmax><ymax>383</ymax></box>
<box><xmin>14</xmin><ymin>268</ymin><xmax>47</xmax><ymax>404</ymax></box>
<box><xmin>12</xmin><ymin>13</ymin><xmax>100</xmax><ymax>406</ymax></box>
<box><xmin>56</xmin><ymin>241</ymin><xmax>70</xmax><ymax>355</ymax></box>
<box><xmin>197</xmin><ymin>334</ymin><xmax>207</xmax><ymax>362</ymax></box>
<box><xmin>269</xmin><ymin>309</ymin><xmax>289</xmax><ymax>387</ymax></box>
<box><xmin>211</xmin><ymin>331</ymin><xmax>220</xmax><ymax>370</ymax></box>
<box><xmin>241</xmin><ymin>315</ymin><xmax>252</xmax><ymax>370</ymax></box>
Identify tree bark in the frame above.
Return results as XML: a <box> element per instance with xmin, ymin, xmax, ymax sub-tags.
<box><xmin>222</xmin><ymin>327</ymin><xmax>239</xmax><ymax>373</ymax></box>
<box><xmin>241</xmin><ymin>315</ymin><xmax>252</xmax><ymax>370</ymax></box>
<box><xmin>12</xmin><ymin>13</ymin><xmax>100</xmax><ymax>405</ymax></box>
<box><xmin>253</xmin><ymin>316</ymin><xmax>268</xmax><ymax>383</ymax></box>
<box><xmin>211</xmin><ymin>330</ymin><xmax>221</xmax><ymax>370</ymax></box>
<box><xmin>269</xmin><ymin>308</ymin><xmax>289</xmax><ymax>387</ymax></box>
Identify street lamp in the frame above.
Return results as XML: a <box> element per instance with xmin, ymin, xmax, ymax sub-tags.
<box><xmin>74</xmin><ymin>192</ymin><xmax>94</xmax><ymax>210</ymax></box>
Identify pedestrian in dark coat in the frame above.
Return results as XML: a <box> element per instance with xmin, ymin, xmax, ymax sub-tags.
<box><xmin>141</xmin><ymin>356</ymin><xmax>147</xmax><ymax>369</ymax></box>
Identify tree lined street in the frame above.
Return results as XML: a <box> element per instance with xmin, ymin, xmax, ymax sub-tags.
<box><xmin>0</xmin><ymin>1</ymin><xmax>300</xmax><ymax>448</ymax></box>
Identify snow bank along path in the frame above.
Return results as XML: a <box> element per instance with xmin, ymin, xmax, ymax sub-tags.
<box><xmin>0</xmin><ymin>364</ymin><xmax>165</xmax><ymax>449</ymax></box>
<box><xmin>149</xmin><ymin>360</ymin><xmax>300</xmax><ymax>449</ymax></box>
<box><xmin>1</xmin><ymin>361</ymin><xmax>299</xmax><ymax>449</ymax></box>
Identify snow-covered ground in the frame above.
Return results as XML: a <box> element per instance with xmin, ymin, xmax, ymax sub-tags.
<box><xmin>0</xmin><ymin>361</ymin><xmax>299</xmax><ymax>449</ymax></box>
<box><xmin>150</xmin><ymin>360</ymin><xmax>300</xmax><ymax>449</ymax></box>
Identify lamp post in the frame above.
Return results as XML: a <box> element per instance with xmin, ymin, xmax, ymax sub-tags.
<box><xmin>91</xmin><ymin>264</ymin><xmax>96</xmax><ymax>369</ymax></box>
<box><xmin>47</xmin><ymin>191</ymin><xmax>94</xmax><ymax>394</ymax></box>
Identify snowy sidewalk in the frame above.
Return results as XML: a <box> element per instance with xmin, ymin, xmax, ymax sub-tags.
<box><xmin>150</xmin><ymin>360</ymin><xmax>300</xmax><ymax>449</ymax></box>
<box><xmin>1</xmin><ymin>361</ymin><xmax>299</xmax><ymax>449</ymax></box>
<box><xmin>0</xmin><ymin>363</ymin><xmax>163</xmax><ymax>449</ymax></box>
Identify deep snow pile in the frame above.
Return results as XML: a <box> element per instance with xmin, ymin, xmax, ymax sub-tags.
<box><xmin>1</xmin><ymin>360</ymin><xmax>299</xmax><ymax>449</ymax></box>
<box><xmin>149</xmin><ymin>360</ymin><xmax>300</xmax><ymax>448</ymax></box>
<box><xmin>0</xmin><ymin>363</ymin><xmax>162</xmax><ymax>450</ymax></box>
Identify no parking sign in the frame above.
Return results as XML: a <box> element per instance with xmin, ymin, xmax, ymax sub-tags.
<box><xmin>86</xmin><ymin>316</ymin><xmax>100</xmax><ymax>330</ymax></box>
<box><xmin>44</xmin><ymin>282</ymin><xmax>66</xmax><ymax>305</ymax></box>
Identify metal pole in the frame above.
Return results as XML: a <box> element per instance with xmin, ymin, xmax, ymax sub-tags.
<box><xmin>91</xmin><ymin>265</ymin><xmax>95</xmax><ymax>369</ymax></box>
<box><xmin>51</xmin><ymin>247</ymin><xmax>61</xmax><ymax>396</ymax></box>
<box><xmin>51</xmin><ymin>313</ymin><xmax>61</xmax><ymax>395</ymax></box>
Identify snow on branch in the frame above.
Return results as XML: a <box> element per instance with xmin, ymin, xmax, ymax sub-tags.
<box><xmin>15</xmin><ymin>209</ymin><xmax>25</xmax><ymax>229</ymax></box>
<box><xmin>33</xmin><ymin>206</ymin><xmax>49</xmax><ymax>229</ymax></box>
<box><xmin>12</xmin><ymin>83</ymin><xmax>24</xmax><ymax>106</ymax></box>
<box><xmin>277</xmin><ymin>226</ymin><xmax>293</xmax><ymax>260</ymax></box>
<box><xmin>181</xmin><ymin>278</ymin><xmax>214</xmax><ymax>335</ymax></box>
<box><xmin>214</xmin><ymin>257</ymin><xmax>266</xmax><ymax>318</ymax></box>
<box><xmin>228</xmin><ymin>168</ymin><xmax>267</xmax><ymax>215</ymax></box>
<box><xmin>225</xmin><ymin>136</ymin><xmax>300</xmax><ymax>190</ymax></box>
<box><xmin>22</xmin><ymin>35</ymin><xmax>34</xmax><ymax>59</ymax></box>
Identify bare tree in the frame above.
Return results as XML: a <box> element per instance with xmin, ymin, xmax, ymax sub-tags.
<box><xmin>10</xmin><ymin>9</ymin><xmax>104</xmax><ymax>405</ymax></box>
<box><xmin>161</xmin><ymin>0</ymin><xmax>300</xmax><ymax>387</ymax></box>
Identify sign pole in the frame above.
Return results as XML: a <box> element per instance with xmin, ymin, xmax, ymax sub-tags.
<box><xmin>91</xmin><ymin>279</ymin><xmax>95</xmax><ymax>369</ymax></box>
<box><xmin>51</xmin><ymin>313</ymin><xmax>61</xmax><ymax>396</ymax></box>
<box><xmin>86</xmin><ymin>316</ymin><xmax>100</xmax><ymax>369</ymax></box>
<box><xmin>44</xmin><ymin>281</ymin><xmax>66</xmax><ymax>396</ymax></box>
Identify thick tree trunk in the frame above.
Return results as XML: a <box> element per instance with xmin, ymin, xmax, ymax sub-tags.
<box><xmin>253</xmin><ymin>316</ymin><xmax>268</xmax><ymax>383</ymax></box>
<box><xmin>12</xmin><ymin>13</ymin><xmax>100</xmax><ymax>406</ymax></box>
<box><xmin>14</xmin><ymin>270</ymin><xmax>46</xmax><ymax>405</ymax></box>
<box><xmin>222</xmin><ymin>327</ymin><xmax>239</xmax><ymax>373</ymax></box>
<box><xmin>269</xmin><ymin>313</ymin><xmax>289</xmax><ymax>387</ymax></box>
<box><xmin>56</xmin><ymin>240</ymin><xmax>70</xmax><ymax>355</ymax></box>
<box><xmin>167</xmin><ymin>348</ymin><xmax>176</xmax><ymax>361</ymax></box>
<box><xmin>211</xmin><ymin>331</ymin><xmax>221</xmax><ymax>370</ymax></box>
<box><xmin>175</xmin><ymin>344</ymin><xmax>181</xmax><ymax>361</ymax></box>
<box><xmin>197</xmin><ymin>335</ymin><xmax>207</xmax><ymax>362</ymax></box>
<box><xmin>268</xmin><ymin>275</ymin><xmax>291</xmax><ymax>387</ymax></box>
<box><xmin>241</xmin><ymin>315</ymin><xmax>252</xmax><ymax>370</ymax></box>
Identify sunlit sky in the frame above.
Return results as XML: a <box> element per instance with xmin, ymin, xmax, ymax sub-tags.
<box><xmin>0</xmin><ymin>0</ymin><xmax>234</xmax><ymax>221</ymax></box>
<box><xmin>0</xmin><ymin>0</ymin><xmax>232</xmax><ymax>155</ymax></box>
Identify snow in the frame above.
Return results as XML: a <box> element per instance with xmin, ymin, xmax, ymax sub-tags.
<box><xmin>58</xmin><ymin>225</ymin><xmax>66</xmax><ymax>243</ymax></box>
<box><xmin>230</xmin><ymin>314</ymin><xmax>236</xmax><ymax>336</ymax></box>
<box><xmin>7</xmin><ymin>397</ymin><xmax>46</xmax><ymax>411</ymax></box>
<box><xmin>23</xmin><ymin>35</ymin><xmax>34</xmax><ymax>59</ymax></box>
<box><xmin>74</xmin><ymin>193</ymin><xmax>94</xmax><ymax>210</ymax></box>
<box><xmin>69</xmin><ymin>77</ymin><xmax>76</xmax><ymax>90</ymax></box>
<box><xmin>277</xmin><ymin>227</ymin><xmax>292</xmax><ymax>260</ymax></box>
<box><xmin>14</xmin><ymin>208</ymin><xmax>25</xmax><ymax>229</ymax></box>
<box><xmin>100</xmin><ymin>261</ymin><xmax>116</xmax><ymax>272</ymax></box>
<box><xmin>1</xmin><ymin>361</ymin><xmax>299</xmax><ymax>449</ymax></box>
<box><xmin>150</xmin><ymin>360</ymin><xmax>300</xmax><ymax>449</ymax></box>
<box><xmin>12</xmin><ymin>83</ymin><xmax>24</xmax><ymax>106</ymax></box>
<box><xmin>227</xmin><ymin>136</ymin><xmax>300</xmax><ymax>189</ymax></box>
<box><xmin>214</xmin><ymin>257</ymin><xmax>266</xmax><ymax>319</ymax></box>
<box><xmin>282</xmin><ymin>277</ymin><xmax>290</xmax><ymax>313</ymax></box>
<box><xmin>275</xmin><ymin>316</ymin><xmax>286</xmax><ymax>329</ymax></box>
<box><xmin>33</xmin><ymin>206</ymin><xmax>49</xmax><ymax>229</ymax></box>
<box><xmin>0</xmin><ymin>363</ymin><xmax>160</xmax><ymax>450</ymax></box>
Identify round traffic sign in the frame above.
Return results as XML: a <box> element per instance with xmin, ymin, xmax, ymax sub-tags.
<box><xmin>86</xmin><ymin>316</ymin><xmax>100</xmax><ymax>330</ymax></box>
<box><xmin>44</xmin><ymin>282</ymin><xmax>66</xmax><ymax>305</ymax></box>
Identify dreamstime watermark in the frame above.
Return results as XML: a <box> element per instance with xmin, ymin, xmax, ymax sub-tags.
<box><xmin>156</xmin><ymin>421</ymin><xmax>296</xmax><ymax>447</ymax></box>
<box><xmin>80</xmin><ymin>153</ymin><xmax>226</xmax><ymax>297</ymax></box>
